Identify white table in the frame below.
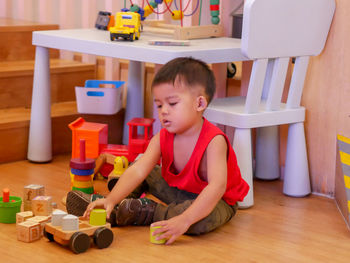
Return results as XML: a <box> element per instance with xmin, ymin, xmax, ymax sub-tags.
<box><xmin>28</xmin><ymin>28</ymin><xmax>249</xmax><ymax>162</ymax></box>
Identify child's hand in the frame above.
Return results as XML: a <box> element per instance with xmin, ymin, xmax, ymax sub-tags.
<box><xmin>83</xmin><ymin>198</ymin><xmax>115</xmax><ymax>220</ymax></box>
<box><xmin>151</xmin><ymin>215</ymin><xmax>191</xmax><ymax>245</ymax></box>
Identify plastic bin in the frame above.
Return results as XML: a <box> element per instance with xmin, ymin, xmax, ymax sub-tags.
<box><xmin>75</xmin><ymin>80</ymin><xmax>125</xmax><ymax>115</ymax></box>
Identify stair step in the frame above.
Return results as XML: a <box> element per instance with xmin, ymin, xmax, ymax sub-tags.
<box><xmin>0</xmin><ymin>17</ymin><xmax>59</xmax><ymax>61</ymax></box>
<box><xmin>0</xmin><ymin>101</ymin><xmax>124</xmax><ymax>164</ymax></box>
<box><xmin>0</xmin><ymin>59</ymin><xmax>96</xmax><ymax>109</ymax></box>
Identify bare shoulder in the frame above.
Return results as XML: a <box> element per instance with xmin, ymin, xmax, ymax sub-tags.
<box><xmin>207</xmin><ymin>134</ymin><xmax>228</xmax><ymax>154</ymax></box>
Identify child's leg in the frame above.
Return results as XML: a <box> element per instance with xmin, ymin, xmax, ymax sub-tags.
<box><xmin>145</xmin><ymin>165</ymin><xmax>198</xmax><ymax>204</ymax></box>
<box><xmin>153</xmin><ymin>200</ymin><xmax>237</xmax><ymax>235</ymax></box>
<box><xmin>146</xmin><ymin>166</ymin><xmax>237</xmax><ymax>234</ymax></box>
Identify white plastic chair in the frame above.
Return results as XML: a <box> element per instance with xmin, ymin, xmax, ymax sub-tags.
<box><xmin>204</xmin><ymin>0</ymin><xmax>335</xmax><ymax>207</ymax></box>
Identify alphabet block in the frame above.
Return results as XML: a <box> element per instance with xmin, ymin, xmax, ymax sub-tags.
<box><xmin>17</xmin><ymin>221</ymin><xmax>41</xmax><ymax>242</ymax></box>
<box><xmin>23</xmin><ymin>185</ymin><xmax>45</xmax><ymax>211</ymax></box>
<box><xmin>32</xmin><ymin>196</ymin><xmax>52</xmax><ymax>216</ymax></box>
<box><xmin>16</xmin><ymin>211</ymin><xmax>34</xmax><ymax>225</ymax></box>
<box><xmin>27</xmin><ymin>216</ymin><xmax>51</xmax><ymax>236</ymax></box>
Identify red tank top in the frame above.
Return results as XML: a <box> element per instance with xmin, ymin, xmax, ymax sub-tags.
<box><xmin>160</xmin><ymin>118</ymin><xmax>249</xmax><ymax>205</ymax></box>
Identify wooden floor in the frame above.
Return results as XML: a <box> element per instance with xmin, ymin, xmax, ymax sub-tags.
<box><xmin>1</xmin><ymin>154</ymin><xmax>350</xmax><ymax>262</ymax></box>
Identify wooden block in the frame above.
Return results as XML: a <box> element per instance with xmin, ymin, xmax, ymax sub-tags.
<box><xmin>17</xmin><ymin>220</ymin><xmax>41</xmax><ymax>242</ymax></box>
<box><xmin>62</xmin><ymin>215</ymin><xmax>79</xmax><ymax>231</ymax></box>
<box><xmin>23</xmin><ymin>200</ymin><xmax>32</xmax><ymax>212</ymax></box>
<box><xmin>23</xmin><ymin>184</ymin><xmax>45</xmax><ymax>202</ymax></box>
<box><xmin>51</xmin><ymin>209</ymin><xmax>68</xmax><ymax>226</ymax></box>
<box><xmin>174</xmin><ymin>24</ymin><xmax>224</xmax><ymax>40</ymax></box>
<box><xmin>16</xmin><ymin>211</ymin><xmax>33</xmax><ymax>225</ymax></box>
<box><xmin>27</xmin><ymin>216</ymin><xmax>51</xmax><ymax>236</ymax></box>
<box><xmin>32</xmin><ymin>196</ymin><xmax>52</xmax><ymax>216</ymax></box>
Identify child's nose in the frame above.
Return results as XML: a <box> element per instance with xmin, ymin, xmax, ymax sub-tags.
<box><xmin>161</xmin><ymin>105</ymin><xmax>168</xmax><ymax>114</ymax></box>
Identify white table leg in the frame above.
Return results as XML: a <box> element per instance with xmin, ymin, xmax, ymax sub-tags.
<box><xmin>123</xmin><ymin>60</ymin><xmax>144</xmax><ymax>145</ymax></box>
<box><xmin>27</xmin><ymin>46</ymin><xmax>52</xmax><ymax>162</ymax></box>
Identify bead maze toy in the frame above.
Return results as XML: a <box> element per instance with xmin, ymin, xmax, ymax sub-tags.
<box><xmin>0</xmin><ymin>188</ymin><xmax>22</xmax><ymax>224</ymax></box>
<box><xmin>44</xmin><ymin>211</ymin><xmax>113</xmax><ymax>254</ymax></box>
<box><xmin>122</xmin><ymin>0</ymin><xmax>224</xmax><ymax>40</ymax></box>
<box><xmin>70</xmin><ymin>139</ymin><xmax>96</xmax><ymax>194</ymax></box>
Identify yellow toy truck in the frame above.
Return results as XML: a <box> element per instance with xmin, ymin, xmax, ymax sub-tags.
<box><xmin>109</xmin><ymin>12</ymin><xmax>141</xmax><ymax>42</ymax></box>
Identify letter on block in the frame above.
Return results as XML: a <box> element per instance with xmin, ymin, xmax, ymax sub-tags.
<box><xmin>23</xmin><ymin>185</ymin><xmax>45</xmax><ymax>211</ymax></box>
<box><xmin>17</xmin><ymin>221</ymin><xmax>41</xmax><ymax>242</ymax></box>
<box><xmin>32</xmin><ymin>196</ymin><xmax>52</xmax><ymax>216</ymax></box>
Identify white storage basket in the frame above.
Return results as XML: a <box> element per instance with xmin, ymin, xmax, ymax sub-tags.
<box><xmin>75</xmin><ymin>80</ymin><xmax>125</xmax><ymax>115</ymax></box>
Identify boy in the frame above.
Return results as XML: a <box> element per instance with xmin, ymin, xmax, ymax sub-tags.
<box><xmin>67</xmin><ymin>57</ymin><xmax>249</xmax><ymax>245</ymax></box>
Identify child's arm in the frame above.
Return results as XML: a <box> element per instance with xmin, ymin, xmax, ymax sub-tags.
<box><xmin>84</xmin><ymin>133</ymin><xmax>161</xmax><ymax>219</ymax></box>
<box><xmin>152</xmin><ymin>135</ymin><xmax>228</xmax><ymax>245</ymax></box>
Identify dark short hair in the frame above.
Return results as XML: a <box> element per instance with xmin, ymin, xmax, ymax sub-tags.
<box><xmin>151</xmin><ymin>57</ymin><xmax>216</xmax><ymax>103</ymax></box>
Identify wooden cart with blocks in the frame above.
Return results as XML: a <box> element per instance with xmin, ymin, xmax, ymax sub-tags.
<box><xmin>44</xmin><ymin>220</ymin><xmax>114</xmax><ymax>254</ymax></box>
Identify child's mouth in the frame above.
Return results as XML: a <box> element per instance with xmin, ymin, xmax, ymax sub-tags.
<box><xmin>163</xmin><ymin>120</ymin><xmax>171</xmax><ymax>127</ymax></box>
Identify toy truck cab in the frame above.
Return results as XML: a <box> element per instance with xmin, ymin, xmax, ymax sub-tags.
<box><xmin>110</xmin><ymin>12</ymin><xmax>141</xmax><ymax>41</ymax></box>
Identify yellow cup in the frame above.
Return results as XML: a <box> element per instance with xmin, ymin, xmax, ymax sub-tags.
<box><xmin>150</xmin><ymin>226</ymin><xmax>166</xmax><ymax>244</ymax></box>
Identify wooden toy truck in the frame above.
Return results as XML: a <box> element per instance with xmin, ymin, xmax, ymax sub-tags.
<box><xmin>44</xmin><ymin>220</ymin><xmax>113</xmax><ymax>254</ymax></box>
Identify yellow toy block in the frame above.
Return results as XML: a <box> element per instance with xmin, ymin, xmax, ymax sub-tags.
<box><xmin>16</xmin><ymin>211</ymin><xmax>34</xmax><ymax>225</ymax></box>
<box><xmin>89</xmin><ymin>209</ymin><xmax>107</xmax><ymax>226</ymax></box>
<box><xmin>32</xmin><ymin>196</ymin><xmax>52</xmax><ymax>216</ymax></box>
<box><xmin>27</xmin><ymin>215</ymin><xmax>51</xmax><ymax>236</ymax></box>
<box><xmin>17</xmin><ymin>220</ymin><xmax>41</xmax><ymax>242</ymax></box>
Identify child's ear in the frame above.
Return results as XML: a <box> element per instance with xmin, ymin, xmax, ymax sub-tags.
<box><xmin>196</xmin><ymin>96</ymin><xmax>208</xmax><ymax>111</ymax></box>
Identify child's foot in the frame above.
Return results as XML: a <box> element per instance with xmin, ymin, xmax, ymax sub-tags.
<box><xmin>116</xmin><ymin>198</ymin><xmax>157</xmax><ymax>226</ymax></box>
<box><xmin>66</xmin><ymin>190</ymin><xmax>104</xmax><ymax>217</ymax></box>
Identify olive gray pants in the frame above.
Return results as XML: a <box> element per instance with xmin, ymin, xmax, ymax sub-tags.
<box><xmin>131</xmin><ymin>165</ymin><xmax>237</xmax><ymax>235</ymax></box>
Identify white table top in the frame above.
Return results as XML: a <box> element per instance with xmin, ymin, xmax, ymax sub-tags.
<box><xmin>32</xmin><ymin>28</ymin><xmax>249</xmax><ymax>64</ymax></box>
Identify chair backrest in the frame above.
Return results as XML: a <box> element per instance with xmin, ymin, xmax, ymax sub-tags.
<box><xmin>240</xmin><ymin>0</ymin><xmax>335</xmax><ymax>113</ymax></box>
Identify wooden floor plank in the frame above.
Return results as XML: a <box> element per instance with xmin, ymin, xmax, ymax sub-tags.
<box><xmin>0</xmin><ymin>154</ymin><xmax>349</xmax><ymax>262</ymax></box>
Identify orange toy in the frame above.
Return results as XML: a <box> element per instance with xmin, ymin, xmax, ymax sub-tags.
<box><xmin>69</xmin><ymin>117</ymin><xmax>108</xmax><ymax>159</ymax></box>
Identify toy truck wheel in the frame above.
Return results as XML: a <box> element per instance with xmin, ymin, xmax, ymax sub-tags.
<box><xmin>43</xmin><ymin>227</ymin><xmax>54</xmax><ymax>242</ymax></box>
<box><xmin>129</xmin><ymin>33</ymin><xmax>134</xmax><ymax>42</ymax></box>
<box><xmin>94</xmin><ymin>227</ymin><xmax>114</xmax><ymax>249</ymax></box>
<box><xmin>110</xmin><ymin>34</ymin><xmax>115</xmax><ymax>41</ymax></box>
<box><xmin>69</xmin><ymin>232</ymin><xmax>90</xmax><ymax>254</ymax></box>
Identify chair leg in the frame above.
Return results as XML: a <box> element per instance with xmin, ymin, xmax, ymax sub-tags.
<box><xmin>283</xmin><ymin>122</ymin><xmax>311</xmax><ymax>196</ymax></box>
<box><xmin>233</xmin><ymin>128</ymin><xmax>254</xmax><ymax>208</ymax></box>
<box><xmin>255</xmin><ymin>126</ymin><xmax>280</xmax><ymax>180</ymax></box>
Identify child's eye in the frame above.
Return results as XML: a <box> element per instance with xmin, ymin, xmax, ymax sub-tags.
<box><xmin>157</xmin><ymin>104</ymin><xmax>162</xmax><ymax>109</ymax></box>
<box><xmin>169</xmin><ymin>102</ymin><xmax>178</xmax><ymax>106</ymax></box>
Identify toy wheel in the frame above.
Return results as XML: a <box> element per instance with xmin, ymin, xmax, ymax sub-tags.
<box><xmin>43</xmin><ymin>227</ymin><xmax>54</xmax><ymax>242</ymax></box>
<box><xmin>129</xmin><ymin>33</ymin><xmax>134</xmax><ymax>42</ymax></box>
<box><xmin>69</xmin><ymin>232</ymin><xmax>90</xmax><ymax>254</ymax></box>
<box><xmin>110</xmin><ymin>34</ymin><xmax>115</xmax><ymax>41</ymax></box>
<box><xmin>94</xmin><ymin>227</ymin><xmax>114</xmax><ymax>249</ymax></box>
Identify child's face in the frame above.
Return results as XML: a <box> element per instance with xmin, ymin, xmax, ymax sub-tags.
<box><xmin>153</xmin><ymin>82</ymin><xmax>204</xmax><ymax>134</ymax></box>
